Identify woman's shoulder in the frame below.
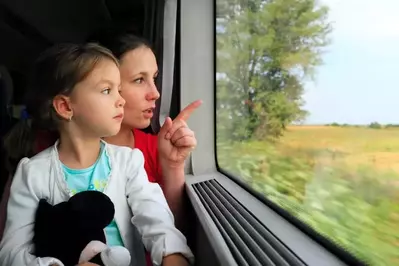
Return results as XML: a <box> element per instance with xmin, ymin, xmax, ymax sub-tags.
<box><xmin>133</xmin><ymin>128</ymin><xmax>158</xmax><ymax>158</ymax></box>
<box><xmin>132</xmin><ymin>129</ymin><xmax>162</xmax><ymax>184</ymax></box>
<box><xmin>133</xmin><ymin>128</ymin><xmax>158</xmax><ymax>145</ymax></box>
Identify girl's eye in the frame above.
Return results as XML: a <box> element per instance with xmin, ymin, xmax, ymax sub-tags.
<box><xmin>101</xmin><ymin>88</ymin><xmax>111</xmax><ymax>95</ymax></box>
<box><xmin>133</xmin><ymin>77</ymin><xmax>144</xmax><ymax>84</ymax></box>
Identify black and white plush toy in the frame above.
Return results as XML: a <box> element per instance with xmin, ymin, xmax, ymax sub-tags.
<box><xmin>33</xmin><ymin>190</ymin><xmax>131</xmax><ymax>266</ymax></box>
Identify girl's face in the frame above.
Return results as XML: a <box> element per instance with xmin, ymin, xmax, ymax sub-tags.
<box><xmin>58</xmin><ymin>59</ymin><xmax>125</xmax><ymax>138</ymax></box>
<box><xmin>119</xmin><ymin>46</ymin><xmax>160</xmax><ymax>129</ymax></box>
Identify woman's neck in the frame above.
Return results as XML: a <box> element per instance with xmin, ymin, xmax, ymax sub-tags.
<box><xmin>58</xmin><ymin>131</ymin><xmax>102</xmax><ymax>169</ymax></box>
<box><xmin>103</xmin><ymin>125</ymin><xmax>135</xmax><ymax>148</ymax></box>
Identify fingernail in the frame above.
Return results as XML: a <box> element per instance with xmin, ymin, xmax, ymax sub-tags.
<box><xmin>165</xmin><ymin>133</ymin><xmax>171</xmax><ymax>139</ymax></box>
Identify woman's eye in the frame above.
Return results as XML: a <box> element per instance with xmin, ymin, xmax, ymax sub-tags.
<box><xmin>133</xmin><ymin>78</ymin><xmax>144</xmax><ymax>84</ymax></box>
<box><xmin>101</xmin><ymin>88</ymin><xmax>111</xmax><ymax>95</ymax></box>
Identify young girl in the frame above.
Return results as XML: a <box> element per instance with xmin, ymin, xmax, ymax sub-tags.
<box><xmin>0</xmin><ymin>43</ymin><xmax>193</xmax><ymax>266</ymax></box>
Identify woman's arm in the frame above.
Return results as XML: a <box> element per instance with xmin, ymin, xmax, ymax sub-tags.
<box><xmin>125</xmin><ymin>149</ymin><xmax>194</xmax><ymax>266</ymax></box>
<box><xmin>134</xmin><ymin>129</ymin><xmax>186</xmax><ymax>231</ymax></box>
<box><xmin>159</xmin><ymin>161</ymin><xmax>186</xmax><ymax>233</ymax></box>
<box><xmin>157</xmin><ymin>101</ymin><xmax>202</xmax><ymax>232</ymax></box>
<box><xmin>162</xmin><ymin>253</ymin><xmax>190</xmax><ymax>266</ymax></box>
<box><xmin>0</xmin><ymin>158</ymin><xmax>63</xmax><ymax>266</ymax></box>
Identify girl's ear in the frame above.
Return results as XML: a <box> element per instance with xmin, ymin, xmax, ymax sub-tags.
<box><xmin>52</xmin><ymin>95</ymin><xmax>73</xmax><ymax>121</ymax></box>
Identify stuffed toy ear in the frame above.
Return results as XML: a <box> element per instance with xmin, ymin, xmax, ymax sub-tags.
<box><xmin>33</xmin><ymin>199</ymin><xmax>73</xmax><ymax>263</ymax></box>
<box><xmin>68</xmin><ymin>190</ymin><xmax>115</xmax><ymax>230</ymax></box>
<box><xmin>33</xmin><ymin>199</ymin><xmax>53</xmax><ymax>256</ymax></box>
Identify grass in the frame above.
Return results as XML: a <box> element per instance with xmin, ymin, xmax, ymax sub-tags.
<box><xmin>217</xmin><ymin>125</ymin><xmax>399</xmax><ymax>266</ymax></box>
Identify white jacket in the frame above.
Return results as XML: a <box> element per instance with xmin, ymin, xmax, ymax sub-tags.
<box><xmin>0</xmin><ymin>141</ymin><xmax>194</xmax><ymax>266</ymax></box>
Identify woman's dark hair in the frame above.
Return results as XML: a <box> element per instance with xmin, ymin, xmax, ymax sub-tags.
<box><xmin>89</xmin><ymin>29</ymin><xmax>152</xmax><ymax>60</ymax></box>
<box><xmin>3</xmin><ymin>42</ymin><xmax>118</xmax><ymax>173</ymax></box>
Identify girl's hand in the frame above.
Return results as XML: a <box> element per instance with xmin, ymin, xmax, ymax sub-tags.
<box><xmin>158</xmin><ymin>100</ymin><xmax>202</xmax><ymax>169</ymax></box>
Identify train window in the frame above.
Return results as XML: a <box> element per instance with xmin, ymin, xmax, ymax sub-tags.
<box><xmin>215</xmin><ymin>0</ymin><xmax>399</xmax><ymax>265</ymax></box>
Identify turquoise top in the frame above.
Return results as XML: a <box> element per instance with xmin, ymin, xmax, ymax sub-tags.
<box><xmin>61</xmin><ymin>143</ymin><xmax>124</xmax><ymax>246</ymax></box>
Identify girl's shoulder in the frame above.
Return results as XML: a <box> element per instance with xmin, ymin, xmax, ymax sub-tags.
<box><xmin>105</xmin><ymin>131</ymin><xmax>162</xmax><ymax>183</ymax></box>
<box><xmin>104</xmin><ymin>142</ymin><xmax>145</xmax><ymax>170</ymax></box>
<box><xmin>10</xmin><ymin>146</ymin><xmax>55</xmax><ymax>194</ymax></box>
<box><xmin>24</xmin><ymin>145</ymin><xmax>54</xmax><ymax>169</ymax></box>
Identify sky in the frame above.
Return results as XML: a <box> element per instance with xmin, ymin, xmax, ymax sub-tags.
<box><xmin>303</xmin><ymin>0</ymin><xmax>399</xmax><ymax>124</ymax></box>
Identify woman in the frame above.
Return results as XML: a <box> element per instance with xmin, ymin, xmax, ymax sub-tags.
<box><xmin>97</xmin><ymin>33</ymin><xmax>202</xmax><ymax>232</ymax></box>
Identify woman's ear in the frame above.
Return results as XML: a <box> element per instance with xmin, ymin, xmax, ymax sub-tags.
<box><xmin>52</xmin><ymin>95</ymin><xmax>73</xmax><ymax>121</ymax></box>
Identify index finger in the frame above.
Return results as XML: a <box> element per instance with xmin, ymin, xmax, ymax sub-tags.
<box><xmin>175</xmin><ymin>100</ymin><xmax>203</xmax><ymax>121</ymax></box>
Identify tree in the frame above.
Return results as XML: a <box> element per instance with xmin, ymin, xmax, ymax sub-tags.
<box><xmin>216</xmin><ymin>0</ymin><xmax>331</xmax><ymax>140</ymax></box>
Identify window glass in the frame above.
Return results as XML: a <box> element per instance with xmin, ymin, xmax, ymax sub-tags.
<box><xmin>215</xmin><ymin>0</ymin><xmax>399</xmax><ymax>265</ymax></box>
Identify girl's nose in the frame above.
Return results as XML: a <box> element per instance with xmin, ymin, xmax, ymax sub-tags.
<box><xmin>117</xmin><ymin>94</ymin><xmax>126</xmax><ymax>107</ymax></box>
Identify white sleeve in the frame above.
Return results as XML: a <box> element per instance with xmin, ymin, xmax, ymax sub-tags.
<box><xmin>125</xmin><ymin>149</ymin><xmax>194</xmax><ymax>266</ymax></box>
<box><xmin>0</xmin><ymin>158</ymin><xmax>64</xmax><ymax>266</ymax></box>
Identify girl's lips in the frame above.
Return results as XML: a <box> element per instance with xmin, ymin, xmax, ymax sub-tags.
<box><xmin>113</xmin><ymin>113</ymin><xmax>124</xmax><ymax>120</ymax></box>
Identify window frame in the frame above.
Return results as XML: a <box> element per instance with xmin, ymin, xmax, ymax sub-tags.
<box><xmin>181</xmin><ymin>0</ymin><xmax>366</xmax><ymax>265</ymax></box>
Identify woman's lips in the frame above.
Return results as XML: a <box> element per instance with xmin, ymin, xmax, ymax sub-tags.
<box><xmin>143</xmin><ymin>108</ymin><xmax>154</xmax><ymax>119</ymax></box>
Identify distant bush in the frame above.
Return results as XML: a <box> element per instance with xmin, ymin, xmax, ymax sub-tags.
<box><xmin>369</xmin><ymin>122</ymin><xmax>382</xmax><ymax>129</ymax></box>
<box><xmin>325</xmin><ymin>123</ymin><xmax>352</xmax><ymax>127</ymax></box>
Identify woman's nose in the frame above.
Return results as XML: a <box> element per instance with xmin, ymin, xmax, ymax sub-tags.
<box><xmin>146</xmin><ymin>83</ymin><xmax>160</xmax><ymax>101</ymax></box>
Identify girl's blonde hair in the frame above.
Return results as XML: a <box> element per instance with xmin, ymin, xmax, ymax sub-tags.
<box><xmin>3</xmin><ymin>43</ymin><xmax>119</xmax><ymax>174</ymax></box>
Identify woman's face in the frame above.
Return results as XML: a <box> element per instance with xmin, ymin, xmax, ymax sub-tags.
<box><xmin>119</xmin><ymin>46</ymin><xmax>160</xmax><ymax>129</ymax></box>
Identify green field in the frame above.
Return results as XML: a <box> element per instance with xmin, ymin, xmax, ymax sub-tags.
<box><xmin>217</xmin><ymin>126</ymin><xmax>399</xmax><ymax>266</ymax></box>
